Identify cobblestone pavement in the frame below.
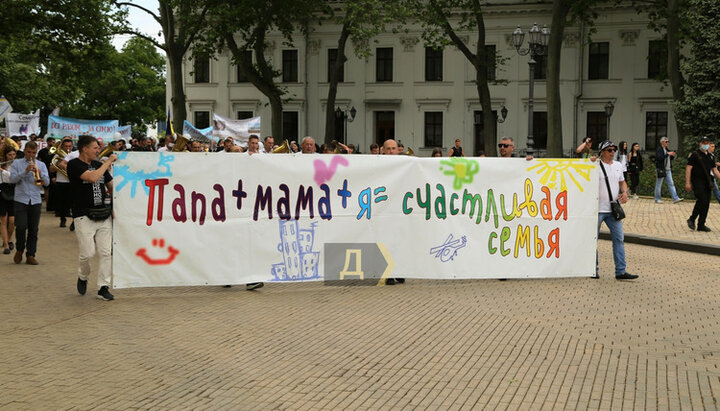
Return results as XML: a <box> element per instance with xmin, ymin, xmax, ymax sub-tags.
<box><xmin>0</xmin><ymin>207</ymin><xmax>719</xmax><ymax>410</ymax></box>
<box><xmin>622</xmin><ymin>196</ymin><xmax>720</xmax><ymax>246</ymax></box>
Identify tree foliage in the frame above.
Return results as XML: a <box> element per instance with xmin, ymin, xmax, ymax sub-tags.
<box><xmin>673</xmin><ymin>0</ymin><xmax>720</xmax><ymax>150</ymax></box>
<box><xmin>407</xmin><ymin>0</ymin><xmax>498</xmax><ymax>156</ymax></box>
<box><xmin>0</xmin><ymin>0</ymin><xmax>121</xmax><ymax>114</ymax></box>
<box><xmin>63</xmin><ymin>37</ymin><xmax>166</xmax><ymax>132</ymax></box>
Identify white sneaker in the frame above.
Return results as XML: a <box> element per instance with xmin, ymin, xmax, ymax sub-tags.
<box><xmin>655</xmin><ymin>200</ymin><xmax>663</xmax><ymax>204</ymax></box>
<box><xmin>633</xmin><ymin>194</ymin><xmax>639</xmax><ymax>199</ymax></box>
<box><xmin>673</xmin><ymin>198</ymin><xmax>684</xmax><ymax>203</ymax></box>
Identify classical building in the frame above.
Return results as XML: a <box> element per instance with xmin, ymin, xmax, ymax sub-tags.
<box><xmin>175</xmin><ymin>2</ymin><xmax>676</xmax><ymax>156</ymax></box>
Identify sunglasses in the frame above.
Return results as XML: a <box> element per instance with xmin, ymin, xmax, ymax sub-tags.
<box><xmin>498</xmin><ymin>143</ymin><xmax>513</xmax><ymax>148</ymax></box>
<box><xmin>604</xmin><ymin>148</ymin><xmax>617</xmax><ymax>152</ymax></box>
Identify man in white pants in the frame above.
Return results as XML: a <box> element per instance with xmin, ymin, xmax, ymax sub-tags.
<box><xmin>67</xmin><ymin>135</ymin><xmax>117</xmax><ymax>300</ymax></box>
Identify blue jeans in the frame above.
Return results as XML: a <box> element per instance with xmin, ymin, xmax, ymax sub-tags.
<box><xmin>713</xmin><ymin>179</ymin><xmax>720</xmax><ymax>204</ymax></box>
<box><xmin>597</xmin><ymin>213</ymin><xmax>626</xmax><ymax>276</ymax></box>
<box><xmin>654</xmin><ymin>169</ymin><xmax>679</xmax><ymax>201</ymax></box>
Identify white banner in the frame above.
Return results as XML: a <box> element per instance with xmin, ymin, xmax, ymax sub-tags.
<box><xmin>7</xmin><ymin>110</ymin><xmax>40</xmax><ymax>136</ymax></box>
<box><xmin>211</xmin><ymin>114</ymin><xmax>261</xmax><ymax>146</ymax></box>
<box><xmin>183</xmin><ymin>120</ymin><xmax>217</xmax><ymax>144</ymax></box>
<box><xmin>112</xmin><ymin>153</ymin><xmax>600</xmax><ymax>288</ymax></box>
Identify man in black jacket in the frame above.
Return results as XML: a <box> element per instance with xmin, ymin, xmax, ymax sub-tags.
<box><xmin>654</xmin><ymin>136</ymin><xmax>683</xmax><ymax>204</ymax></box>
<box><xmin>685</xmin><ymin>137</ymin><xmax>720</xmax><ymax>232</ymax></box>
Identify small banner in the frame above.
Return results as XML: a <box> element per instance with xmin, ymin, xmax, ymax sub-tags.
<box><xmin>211</xmin><ymin>114</ymin><xmax>261</xmax><ymax>146</ymax></box>
<box><xmin>48</xmin><ymin>115</ymin><xmax>119</xmax><ymax>140</ymax></box>
<box><xmin>116</xmin><ymin>125</ymin><xmax>131</xmax><ymax>139</ymax></box>
<box><xmin>6</xmin><ymin>110</ymin><xmax>40</xmax><ymax>136</ymax></box>
<box><xmin>112</xmin><ymin>153</ymin><xmax>599</xmax><ymax>288</ymax></box>
<box><xmin>183</xmin><ymin>120</ymin><xmax>217</xmax><ymax>144</ymax></box>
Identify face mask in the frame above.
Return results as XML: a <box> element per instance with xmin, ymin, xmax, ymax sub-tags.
<box><xmin>701</xmin><ymin>144</ymin><xmax>710</xmax><ymax>151</ymax></box>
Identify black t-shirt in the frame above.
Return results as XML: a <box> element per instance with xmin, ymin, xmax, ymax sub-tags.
<box><xmin>687</xmin><ymin>150</ymin><xmax>716</xmax><ymax>188</ymax></box>
<box><xmin>450</xmin><ymin>146</ymin><xmax>463</xmax><ymax>157</ymax></box>
<box><xmin>67</xmin><ymin>158</ymin><xmax>113</xmax><ymax>218</ymax></box>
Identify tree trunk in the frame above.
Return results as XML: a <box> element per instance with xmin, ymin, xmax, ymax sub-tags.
<box><xmin>667</xmin><ymin>0</ymin><xmax>688</xmax><ymax>155</ymax></box>
<box><xmin>324</xmin><ymin>24</ymin><xmax>350</xmax><ymax>144</ymax></box>
<box><xmin>168</xmin><ymin>50</ymin><xmax>186</xmax><ymax>133</ymax></box>
<box><xmin>269</xmin><ymin>93</ymin><xmax>283</xmax><ymax>142</ymax></box>
<box><xmin>474</xmin><ymin>14</ymin><xmax>496</xmax><ymax>157</ymax></box>
<box><xmin>546</xmin><ymin>0</ymin><xmax>570</xmax><ymax>158</ymax></box>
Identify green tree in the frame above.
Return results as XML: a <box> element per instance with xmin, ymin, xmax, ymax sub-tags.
<box><xmin>545</xmin><ymin>0</ymin><xmax>599</xmax><ymax>157</ymax></box>
<box><xmin>0</xmin><ymin>0</ymin><xmax>120</xmax><ymax>117</ymax></box>
<box><xmin>64</xmin><ymin>37</ymin><xmax>166</xmax><ymax>132</ymax></box>
<box><xmin>408</xmin><ymin>0</ymin><xmax>498</xmax><ymax>156</ymax></box>
<box><xmin>673</xmin><ymin>0</ymin><xmax>720</xmax><ymax>149</ymax></box>
<box><xmin>323</xmin><ymin>0</ymin><xmax>407</xmax><ymax>144</ymax></box>
<box><xmin>116</xmin><ymin>0</ymin><xmax>211</xmax><ymax>133</ymax></box>
<box><xmin>195</xmin><ymin>0</ymin><xmax>321</xmax><ymax>140</ymax></box>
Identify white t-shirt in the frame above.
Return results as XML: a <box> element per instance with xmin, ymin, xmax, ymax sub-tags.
<box><xmin>55</xmin><ymin>150</ymin><xmax>79</xmax><ymax>183</ymax></box>
<box><xmin>598</xmin><ymin>160</ymin><xmax>624</xmax><ymax>213</ymax></box>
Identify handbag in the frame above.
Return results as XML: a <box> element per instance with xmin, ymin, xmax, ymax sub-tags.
<box><xmin>86</xmin><ymin>204</ymin><xmax>112</xmax><ymax>221</ymax></box>
<box><xmin>599</xmin><ymin>162</ymin><xmax>625</xmax><ymax>220</ymax></box>
<box><xmin>656</xmin><ymin>168</ymin><xmax>666</xmax><ymax>178</ymax></box>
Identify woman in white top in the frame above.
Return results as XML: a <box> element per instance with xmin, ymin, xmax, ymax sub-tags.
<box><xmin>0</xmin><ymin>148</ymin><xmax>17</xmax><ymax>254</ymax></box>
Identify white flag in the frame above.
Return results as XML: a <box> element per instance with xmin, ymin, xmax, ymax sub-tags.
<box><xmin>0</xmin><ymin>96</ymin><xmax>13</xmax><ymax>121</ymax></box>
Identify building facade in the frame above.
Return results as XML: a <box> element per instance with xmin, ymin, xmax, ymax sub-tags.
<box><xmin>175</xmin><ymin>2</ymin><xmax>676</xmax><ymax>156</ymax></box>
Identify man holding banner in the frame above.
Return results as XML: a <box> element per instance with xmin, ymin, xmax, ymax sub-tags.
<box><xmin>68</xmin><ymin>135</ymin><xmax>117</xmax><ymax>301</ymax></box>
<box><xmin>595</xmin><ymin>141</ymin><xmax>638</xmax><ymax>280</ymax></box>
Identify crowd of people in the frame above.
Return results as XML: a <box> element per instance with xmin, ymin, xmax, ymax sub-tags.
<box><xmin>3</xmin><ymin>128</ymin><xmax>720</xmax><ymax>298</ymax></box>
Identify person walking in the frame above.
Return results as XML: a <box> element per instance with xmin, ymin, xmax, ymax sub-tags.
<box><xmin>654</xmin><ymin>136</ymin><xmax>683</xmax><ymax>204</ymax></box>
<box><xmin>685</xmin><ymin>137</ymin><xmax>720</xmax><ymax>232</ymax></box>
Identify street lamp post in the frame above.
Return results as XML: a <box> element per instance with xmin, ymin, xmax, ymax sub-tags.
<box><xmin>604</xmin><ymin>101</ymin><xmax>614</xmax><ymax>140</ymax></box>
<box><xmin>335</xmin><ymin>106</ymin><xmax>357</xmax><ymax>144</ymax></box>
<box><xmin>510</xmin><ymin>23</ymin><xmax>550</xmax><ymax>157</ymax></box>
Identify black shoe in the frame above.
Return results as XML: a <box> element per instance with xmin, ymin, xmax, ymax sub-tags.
<box><xmin>2</xmin><ymin>248</ymin><xmax>9</xmax><ymax>255</ymax></box>
<box><xmin>97</xmin><ymin>286</ymin><xmax>114</xmax><ymax>301</ymax></box>
<box><xmin>385</xmin><ymin>278</ymin><xmax>397</xmax><ymax>285</ymax></box>
<box><xmin>246</xmin><ymin>282</ymin><xmax>264</xmax><ymax>290</ymax></box>
<box><xmin>687</xmin><ymin>218</ymin><xmax>696</xmax><ymax>230</ymax></box>
<box><xmin>396</xmin><ymin>278</ymin><xmax>405</xmax><ymax>284</ymax></box>
<box><xmin>69</xmin><ymin>221</ymin><xmax>75</xmax><ymax>231</ymax></box>
<box><xmin>77</xmin><ymin>278</ymin><xmax>87</xmax><ymax>295</ymax></box>
<box><xmin>697</xmin><ymin>225</ymin><xmax>712</xmax><ymax>232</ymax></box>
<box><xmin>591</xmin><ymin>274</ymin><xmax>599</xmax><ymax>279</ymax></box>
<box><xmin>8</xmin><ymin>242</ymin><xmax>13</xmax><ymax>250</ymax></box>
<box><xmin>223</xmin><ymin>285</ymin><xmax>232</xmax><ymax>288</ymax></box>
<box><xmin>498</xmin><ymin>279</ymin><xmax>507</xmax><ymax>281</ymax></box>
<box><xmin>60</xmin><ymin>217</ymin><xmax>66</xmax><ymax>228</ymax></box>
<box><xmin>615</xmin><ymin>273</ymin><xmax>639</xmax><ymax>280</ymax></box>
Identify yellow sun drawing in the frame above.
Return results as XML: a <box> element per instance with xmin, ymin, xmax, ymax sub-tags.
<box><xmin>526</xmin><ymin>159</ymin><xmax>594</xmax><ymax>192</ymax></box>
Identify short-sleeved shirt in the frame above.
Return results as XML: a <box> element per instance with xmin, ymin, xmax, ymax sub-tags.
<box><xmin>687</xmin><ymin>150</ymin><xmax>716</xmax><ymax>188</ymax></box>
<box><xmin>55</xmin><ymin>150</ymin><xmax>79</xmax><ymax>183</ymax></box>
<box><xmin>67</xmin><ymin>158</ymin><xmax>113</xmax><ymax>218</ymax></box>
<box><xmin>598</xmin><ymin>160</ymin><xmax>624</xmax><ymax>213</ymax></box>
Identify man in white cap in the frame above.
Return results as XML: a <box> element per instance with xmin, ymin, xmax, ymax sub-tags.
<box><xmin>594</xmin><ymin>140</ymin><xmax>638</xmax><ymax>280</ymax></box>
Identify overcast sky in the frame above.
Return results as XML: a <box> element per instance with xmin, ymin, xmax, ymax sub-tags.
<box><xmin>112</xmin><ymin>0</ymin><xmax>163</xmax><ymax>51</ymax></box>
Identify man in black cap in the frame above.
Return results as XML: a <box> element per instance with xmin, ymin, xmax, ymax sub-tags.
<box><xmin>594</xmin><ymin>140</ymin><xmax>638</xmax><ymax>280</ymax></box>
<box><xmin>685</xmin><ymin>137</ymin><xmax>720</xmax><ymax>231</ymax></box>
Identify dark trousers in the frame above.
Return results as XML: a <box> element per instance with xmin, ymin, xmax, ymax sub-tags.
<box><xmin>690</xmin><ymin>182</ymin><xmax>711</xmax><ymax>228</ymax></box>
<box><xmin>14</xmin><ymin>202</ymin><xmax>41</xmax><ymax>257</ymax></box>
<box><xmin>54</xmin><ymin>182</ymin><xmax>72</xmax><ymax>218</ymax></box>
<box><xmin>629</xmin><ymin>171</ymin><xmax>640</xmax><ymax>194</ymax></box>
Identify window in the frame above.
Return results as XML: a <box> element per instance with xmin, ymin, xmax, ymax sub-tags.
<box><xmin>424</xmin><ymin>112</ymin><xmax>443</xmax><ymax>147</ymax></box>
<box><xmin>194</xmin><ymin>111</ymin><xmax>210</xmax><ymax>129</ymax></box>
<box><xmin>282</xmin><ymin>50</ymin><xmax>298</xmax><ymax>83</ymax></box>
<box><xmin>473</xmin><ymin>110</ymin><xmax>497</xmax><ymax>156</ymax></box>
<box><xmin>586</xmin><ymin>112</ymin><xmax>607</xmax><ymax>143</ymax></box>
<box><xmin>194</xmin><ymin>54</ymin><xmax>210</xmax><ymax>83</ymax></box>
<box><xmin>425</xmin><ymin>47</ymin><xmax>442</xmax><ymax>81</ymax></box>
<box><xmin>282</xmin><ymin>111</ymin><xmax>299</xmax><ymax>141</ymax></box>
<box><xmin>533</xmin><ymin>112</ymin><xmax>548</xmax><ymax>150</ymax></box>
<box><xmin>534</xmin><ymin>53</ymin><xmax>548</xmax><ymax>80</ymax></box>
<box><xmin>485</xmin><ymin>45</ymin><xmax>496</xmax><ymax>82</ymax></box>
<box><xmin>328</xmin><ymin>49</ymin><xmax>344</xmax><ymax>83</ymax></box>
<box><xmin>648</xmin><ymin>40</ymin><xmax>667</xmax><ymax>79</ymax></box>
<box><xmin>376</xmin><ymin>47</ymin><xmax>393</xmax><ymax>82</ymax></box>
<box><xmin>236</xmin><ymin>50</ymin><xmax>252</xmax><ymax>83</ymax></box>
<box><xmin>645</xmin><ymin>111</ymin><xmax>668</xmax><ymax>151</ymax></box>
<box><xmin>588</xmin><ymin>42</ymin><xmax>609</xmax><ymax>80</ymax></box>
<box><xmin>237</xmin><ymin>111</ymin><xmax>253</xmax><ymax>120</ymax></box>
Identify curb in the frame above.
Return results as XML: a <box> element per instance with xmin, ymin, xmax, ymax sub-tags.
<box><xmin>599</xmin><ymin>231</ymin><xmax>720</xmax><ymax>256</ymax></box>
